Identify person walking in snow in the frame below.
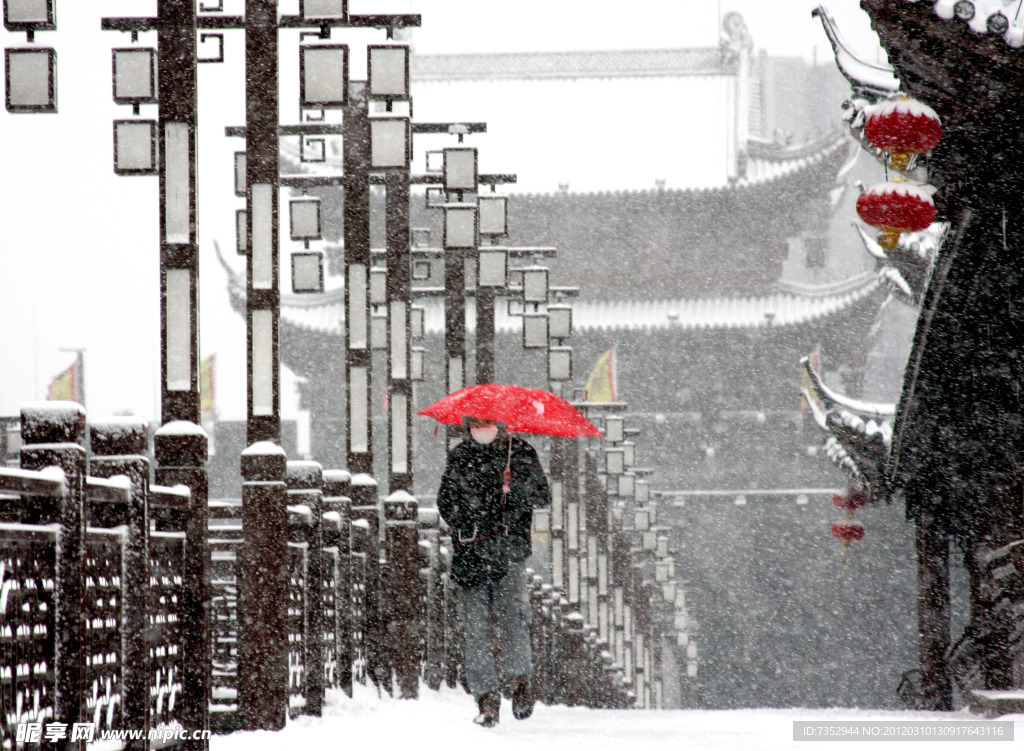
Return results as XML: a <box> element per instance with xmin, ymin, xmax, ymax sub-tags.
<box><xmin>436</xmin><ymin>416</ymin><xmax>551</xmax><ymax>727</ymax></box>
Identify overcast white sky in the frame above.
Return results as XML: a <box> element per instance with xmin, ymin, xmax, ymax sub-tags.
<box><xmin>0</xmin><ymin>0</ymin><xmax>885</xmax><ymax>433</ymax></box>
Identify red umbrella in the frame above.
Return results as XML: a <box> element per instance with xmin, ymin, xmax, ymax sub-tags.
<box><xmin>418</xmin><ymin>383</ymin><xmax>603</xmax><ymax>438</ymax></box>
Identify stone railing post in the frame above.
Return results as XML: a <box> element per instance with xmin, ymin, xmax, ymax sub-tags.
<box><xmin>20</xmin><ymin>402</ymin><xmax>87</xmax><ymax>750</ymax></box>
<box><xmin>287</xmin><ymin>461</ymin><xmax>324</xmax><ymax>716</ymax></box>
<box><xmin>238</xmin><ymin>441</ymin><xmax>288</xmax><ymax>730</ymax></box>
<box><xmin>383</xmin><ymin>491</ymin><xmax>419</xmax><ymax>698</ymax></box>
<box><xmin>350</xmin><ymin>474</ymin><xmax>386</xmax><ymax>691</ymax></box>
<box><xmin>154</xmin><ymin>420</ymin><xmax>210</xmax><ymax>746</ymax></box>
<box><xmin>89</xmin><ymin>418</ymin><xmax>151</xmax><ymax>748</ymax></box>
<box><xmin>323</xmin><ymin>470</ymin><xmax>352</xmax><ymax>697</ymax></box>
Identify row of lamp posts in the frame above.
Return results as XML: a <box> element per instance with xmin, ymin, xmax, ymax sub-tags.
<box><xmin>4</xmin><ymin>0</ymin><xmax>690</xmax><ymax>721</ymax></box>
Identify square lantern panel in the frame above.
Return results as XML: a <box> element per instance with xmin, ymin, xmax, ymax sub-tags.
<box><xmin>410</xmin><ymin>306</ymin><xmax>424</xmax><ymax>339</ymax></box>
<box><xmin>290</xmin><ymin>197</ymin><xmax>321</xmax><ymax>241</ymax></box>
<box><xmin>477</xmin><ymin>249</ymin><xmax>507</xmax><ymax>288</ymax></box>
<box><xmin>234</xmin><ymin>152</ymin><xmax>246</xmax><ymax>197</ymax></box>
<box><xmin>523</xmin><ymin>313</ymin><xmax>548</xmax><ymax>349</ymax></box>
<box><xmin>606</xmin><ymin>448</ymin><xmax>624</xmax><ymax>475</ymax></box>
<box><xmin>634</xmin><ymin>508</ymin><xmax>650</xmax><ymax>531</ymax></box>
<box><xmin>301</xmin><ymin>136</ymin><xmax>325</xmax><ymax>163</ymax></box>
<box><xmin>370</xmin><ymin>314</ymin><xmax>388</xmax><ymax>350</ymax></box>
<box><xmin>412</xmin><ymin>260</ymin><xmax>431</xmax><ymax>281</ymax></box>
<box><xmin>443</xmin><ymin>147</ymin><xmax>477</xmax><ymax>192</ymax></box>
<box><xmin>4</xmin><ymin>0</ymin><xmax>54</xmax><ymax>32</ymax></box>
<box><xmin>113</xmin><ymin>119</ymin><xmax>157</xmax><ymax>175</ymax></box>
<box><xmin>300</xmin><ymin>45</ymin><xmax>348</xmax><ymax>108</ymax></box>
<box><xmin>411</xmin><ymin>347</ymin><xmax>425</xmax><ymax>381</ymax></box>
<box><xmin>368</xmin><ymin>45</ymin><xmax>409</xmax><ymax>100</ymax></box>
<box><xmin>605</xmin><ymin>416</ymin><xmax>624</xmax><ymax>443</ymax></box>
<box><xmin>549</xmin><ymin>346</ymin><xmax>572</xmax><ymax>382</ymax></box>
<box><xmin>112</xmin><ymin>48</ymin><xmax>156</xmax><ymax>105</ymax></box>
<box><xmin>369</xmin><ymin>267</ymin><xmax>387</xmax><ymax>305</ymax></box>
<box><xmin>291</xmin><ymin>252</ymin><xmax>324</xmax><ymax>294</ymax></box>
<box><xmin>523</xmin><ymin>266</ymin><xmax>549</xmax><ymax>304</ymax></box>
<box><xmin>548</xmin><ymin>305</ymin><xmax>572</xmax><ymax>339</ymax></box>
<box><xmin>301</xmin><ymin>0</ymin><xmax>346</xmax><ymax>19</ymax></box>
<box><xmin>443</xmin><ymin>205</ymin><xmax>476</xmax><ymax>249</ymax></box>
<box><xmin>617</xmin><ymin>472</ymin><xmax>635</xmax><ymax>499</ymax></box>
<box><xmin>5</xmin><ymin>47</ymin><xmax>55</xmax><ymax>112</ymax></box>
<box><xmin>478</xmin><ymin>195</ymin><xmax>508</xmax><ymax>237</ymax></box>
<box><xmin>370</xmin><ymin>116</ymin><xmax>409</xmax><ymax>169</ymax></box>
<box><xmin>236</xmin><ymin>209</ymin><xmax>247</xmax><ymax>255</ymax></box>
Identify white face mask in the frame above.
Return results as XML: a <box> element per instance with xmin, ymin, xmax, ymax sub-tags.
<box><xmin>470</xmin><ymin>425</ymin><xmax>499</xmax><ymax>445</ymax></box>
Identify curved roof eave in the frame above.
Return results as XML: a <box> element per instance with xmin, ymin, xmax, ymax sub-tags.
<box><xmin>230</xmin><ymin>271</ymin><xmax>881</xmax><ymax>337</ymax></box>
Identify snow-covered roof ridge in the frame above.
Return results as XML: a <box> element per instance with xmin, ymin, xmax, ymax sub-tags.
<box><xmin>512</xmin><ymin>133</ymin><xmax>845</xmax><ymax>199</ymax></box>
<box><xmin>267</xmin><ymin>272</ymin><xmax>881</xmax><ymax>338</ymax></box>
<box><xmin>410</xmin><ymin>48</ymin><xmax>733</xmax><ymax>82</ymax></box>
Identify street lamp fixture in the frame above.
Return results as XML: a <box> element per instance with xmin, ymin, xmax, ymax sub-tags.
<box><xmin>443</xmin><ymin>147</ymin><xmax>478</xmax><ymax>192</ymax></box>
<box><xmin>605</xmin><ymin>416</ymin><xmax>624</xmax><ymax>443</ymax></box>
<box><xmin>165</xmin><ymin>268</ymin><xmax>193</xmax><ymax>392</ymax></box>
<box><xmin>369</xmin><ymin>115</ymin><xmax>409</xmax><ymax>168</ymax></box>
<box><xmin>548</xmin><ymin>304</ymin><xmax>572</xmax><ymax>339</ymax></box>
<box><xmin>369</xmin><ymin>266</ymin><xmax>387</xmax><ymax>304</ymax></box>
<box><xmin>113</xmin><ymin>119</ymin><xmax>156</xmax><ymax>174</ymax></box>
<box><xmin>4</xmin><ymin>47</ymin><xmax>55</xmax><ymax>112</ymax></box>
<box><xmin>236</xmin><ymin>209</ymin><xmax>247</xmax><ymax>254</ymax></box>
<box><xmin>411</xmin><ymin>346</ymin><xmax>425</xmax><ymax>381</ymax></box>
<box><xmin>523</xmin><ymin>313</ymin><xmax>548</xmax><ymax>349</ymax></box>
<box><xmin>368</xmin><ymin>44</ymin><xmax>409</xmax><ymax>100</ymax></box>
<box><xmin>523</xmin><ymin>266</ymin><xmax>549</xmax><ymax>304</ymax></box>
<box><xmin>635</xmin><ymin>481</ymin><xmax>650</xmax><ymax>503</ymax></box>
<box><xmin>300</xmin><ymin>44</ymin><xmax>348</xmax><ymax>108</ymax></box>
<box><xmin>300</xmin><ymin>0</ymin><xmax>347</xmax><ymax>21</ymax></box>
<box><xmin>3</xmin><ymin>0</ymin><xmax>54</xmax><ymax>34</ymax></box>
<box><xmin>478</xmin><ymin>195</ymin><xmax>508</xmax><ymax>237</ymax></box>
<box><xmin>410</xmin><ymin>306</ymin><xmax>424</xmax><ymax>339</ymax></box>
<box><xmin>443</xmin><ymin>204</ymin><xmax>477</xmax><ymax>249</ymax></box>
<box><xmin>112</xmin><ymin>48</ymin><xmax>155</xmax><ymax>106</ymax></box>
<box><xmin>234</xmin><ymin>151</ymin><xmax>246</xmax><ymax>197</ymax></box>
<box><xmin>606</xmin><ymin>447</ymin><xmax>625</xmax><ymax>475</ymax></box>
<box><xmin>289</xmin><ymin>196</ymin><xmax>322</xmax><ymax>241</ymax></box>
<box><xmin>291</xmin><ymin>252</ymin><xmax>324</xmax><ymax>294</ymax></box>
<box><xmin>477</xmin><ymin>248</ymin><xmax>507</xmax><ymax>287</ymax></box>
<box><xmin>548</xmin><ymin>346</ymin><xmax>572</xmax><ymax>382</ymax></box>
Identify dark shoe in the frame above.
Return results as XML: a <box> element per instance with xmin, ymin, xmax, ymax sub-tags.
<box><xmin>474</xmin><ymin>692</ymin><xmax>500</xmax><ymax>727</ymax></box>
<box><xmin>511</xmin><ymin>677</ymin><xmax>534</xmax><ymax>720</ymax></box>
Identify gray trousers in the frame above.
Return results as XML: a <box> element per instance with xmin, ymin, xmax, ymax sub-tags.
<box><xmin>458</xmin><ymin>558</ymin><xmax>533</xmax><ymax>700</ymax></box>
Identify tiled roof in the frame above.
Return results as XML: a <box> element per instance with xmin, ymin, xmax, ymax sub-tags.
<box><xmin>229</xmin><ymin>270</ymin><xmax>880</xmax><ymax>338</ymax></box>
<box><xmin>410</xmin><ymin>48</ymin><xmax>733</xmax><ymax>81</ymax></box>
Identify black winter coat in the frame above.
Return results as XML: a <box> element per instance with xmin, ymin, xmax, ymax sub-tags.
<box><xmin>437</xmin><ymin>434</ymin><xmax>551</xmax><ymax>588</ymax></box>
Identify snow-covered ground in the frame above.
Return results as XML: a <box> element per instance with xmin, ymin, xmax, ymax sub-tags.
<box><xmin>211</xmin><ymin>682</ymin><xmax>1022</xmax><ymax>751</ymax></box>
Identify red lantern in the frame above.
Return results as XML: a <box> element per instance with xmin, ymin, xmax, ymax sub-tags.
<box><xmin>856</xmin><ymin>181</ymin><xmax>936</xmax><ymax>249</ymax></box>
<box><xmin>833</xmin><ymin>488</ymin><xmax>867</xmax><ymax>511</ymax></box>
<box><xmin>831</xmin><ymin>519</ymin><xmax>866</xmax><ymax>544</ymax></box>
<box><xmin>865</xmin><ymin>97</ymin><xmax>942</xmax><ymax>171</ymax></box>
